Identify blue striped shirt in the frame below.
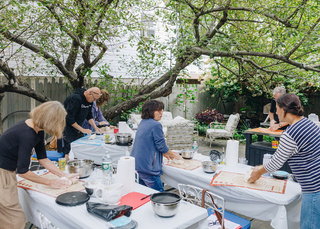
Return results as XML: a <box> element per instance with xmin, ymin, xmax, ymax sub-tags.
<box><xmin>265</xmin><ymin>117</ymin><xmax>320</xmax><ymax>193</ymax></box>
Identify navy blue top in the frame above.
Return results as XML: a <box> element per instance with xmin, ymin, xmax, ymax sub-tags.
<box><xmin>131</xmin><ymin>119</ymin><xmax>169</xmax><ymax>176</ymax></box>
<box><xmin>265</xmin><ymin>117</ymin><xmax>320</xmax><ymax>193</ymax></box>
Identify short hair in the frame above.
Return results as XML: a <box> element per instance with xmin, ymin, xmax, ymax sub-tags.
<box><xmin>273</xmin><ymin>87</ymin><xmax>286</xmax><ymax>96</ymax></box>
<box><xmin>29</xmin><ymin>101</ymin><xmax>67</xmax><ymax>138</ymax></box>
<box><xmin>141</xmin><ymin>100</ymin><xmax>164</xmax><ymax>119</ymax></box>
<box><xmin>96</xmin><ymin>89</ymin><xmax>110</xmax><ymax>107</ymax></box>
<box><xmin>276</xmin><ymin>94</ymin><xmax>304</xmax><ymax>117</ymax></box>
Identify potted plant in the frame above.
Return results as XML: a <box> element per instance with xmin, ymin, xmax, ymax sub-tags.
<box><xmin>195</xmin><ymin>108</ymin><xmax>224</xmax><ymax>125</ymax></box>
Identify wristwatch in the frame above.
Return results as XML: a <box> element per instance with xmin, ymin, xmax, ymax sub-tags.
<box><xmin>279</xmin><ymin>124</ymin><xmax>282</xmax><ymax>127</ymax></box>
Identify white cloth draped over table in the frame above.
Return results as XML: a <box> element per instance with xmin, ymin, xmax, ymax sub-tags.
<box><xmin>70</xmin><ymin>135</ymin><xmax>131</xmax><ymax>165</ymax></box>
<box><xmin>18</xmin><ymin>169</ymin><xmax>208</xmax><ymax>229</ymax></box>
<box><xmin>162</xmin><ymin>155</ymin><xmax>302</xmax><ymax>229</ymax></box>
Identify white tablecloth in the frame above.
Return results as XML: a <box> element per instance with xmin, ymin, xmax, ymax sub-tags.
<box><xmin>162</xmin><ymin>155</ymin><xmax>302</xmax><ymax>229</ymax></box>
<box><xmin>70</xmin><ymin>135</ymin><xmax>131</xmax><ymax>165</ymax></box>
<box><xmin>18</xmin><ymin>169</ymin><xmax>207</xmax><ymax>229</ymax></box>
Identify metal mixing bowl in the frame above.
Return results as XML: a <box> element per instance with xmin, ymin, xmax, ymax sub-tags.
<box><xmin>150</xmin><ymin>192</ymin><xmax>181</xmax><ymax>217</ymax></box>
<box><xmin>115</xmin><ymin>133</ymin><xmax>132</xmax><ymax>144</ymax></box>
<box><xmin>202</xmin><ymin>161</ymin><xmax>217</xmax><ymax>173</ymax></box>
<box><xmin>181</xmin><ymin>149</ymin><xmax>194</xmax><ymax>159</ymax></box>
<box><xmin>67</xmin><ymin>159</ymin><xmax>94</xmax><ymax>178</ymax></box>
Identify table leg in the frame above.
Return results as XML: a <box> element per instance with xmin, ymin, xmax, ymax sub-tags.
<box><xmin>243</xmin><ymin>133</ymin><xmax>254</xmax><ymax>166</ymax></box>
<box><xmin>258</xmin><ymin>135</ymin><xmax>263</xmax><ymax>142</ymax></box>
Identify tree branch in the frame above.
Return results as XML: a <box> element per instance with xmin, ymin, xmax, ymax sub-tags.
<box><xmin>0</xmin><ymin>82</ymin><xmax>49</xmax><ymax>102</ymax></box>
<box><xmin>191</xmin><ymin>47</ymin><xmax>320</xmax><ymax>72</ymax></box>
<box><xmin>285</xmin><ymin>16</ymin><xmax>320</xmax><ymax>59</ymax></box>
<box><xmin>0</xmin><ymin>28</ymin><xmax>77</xmax><ymax>80</ymax></box>
<box><xmin>214</xmin><ymin>59</ymin><xmax>239</xmax><ymax>76</ymax></box>
<box><xmin>39</xmin><ymin>1</ymin><xmax>85</xmax><ymax>49</ymax></box>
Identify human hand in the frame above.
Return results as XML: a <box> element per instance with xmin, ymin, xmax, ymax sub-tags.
<box><xmin>270</xmin><ymin>119</ymin><xmax>276</xmax><ymax>126</ymax></box>
<box><xmin>63</xmin><ymin>173</ymin><xmax>79</xmax><ymax>184</ymax></box>
<box><xmin>109</xmin><ymin>125</ymin><xmax>115</xmax><ymax>129</ymax></box>
<box><xmin>49</xmin><ymin>177</ymin><xmax>71</xmax><ymax>189</ymax></box>
<box><xmin>269</xmin><ymin>124</ymin><xmax>279</xmax><ymax>132</ymax></box>
<box><xmin>95</xmin><ymin>128</ymin><xmax>103</xmax><ymax>135</ymax></box>
<box><xmin>82</xmin><ymin>128</ymin><xmax>92</xmax><ymax>135</ymax></box>
<box><xmin>247</xmin><ymin>165</ymin><xmax>263</xmax><ymax>183</ymax></box>
<box><xmin>100</xmin><ymin>121</ymin><xmax>109</xmax><ymax>126</ymax></box>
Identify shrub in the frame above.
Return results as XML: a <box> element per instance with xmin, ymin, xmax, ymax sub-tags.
<box><xmin>195</xmin><ymin>107</ymin><xmax>224</xmax><ymax>124</ymax></box>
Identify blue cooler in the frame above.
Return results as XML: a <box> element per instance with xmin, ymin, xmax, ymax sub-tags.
<box><xmin>32</xmin><ymin>151</ymin><xmax>64</xmax><ymax>161</ymax></box>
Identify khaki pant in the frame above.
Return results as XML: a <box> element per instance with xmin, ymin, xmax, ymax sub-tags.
<box><xmin>0</xmin><ymin>168</ymin><xmax>25</xmax><ymax>229</ymax></box>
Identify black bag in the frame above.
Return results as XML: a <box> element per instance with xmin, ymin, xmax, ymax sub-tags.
<box><xmin>86</xmin><ymin>202</ymin><xmax>133</xmax><ymax>222</ymax></box>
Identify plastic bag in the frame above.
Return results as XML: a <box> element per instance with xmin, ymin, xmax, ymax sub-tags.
<box><xmin>86</xmin><ymin>202</ymin><xmax>132</xmax><ymax>222</ymax></box>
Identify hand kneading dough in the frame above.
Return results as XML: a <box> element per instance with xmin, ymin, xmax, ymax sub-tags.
<box><xmin>243</xmin><ymin>169</ymin><xmax>253</xmax><ymax>183</ymax></box>
<box><xmin>105</xmin><ymin>126</ymin><xmax>110</xmax><ymax>131</ymax></box>
<box><xmin>172</xmin><ymin>159</ymin><xmax>184</xmax><ymax>165</ymax></box>
<box><xmin>89</xmin><ymin>134</ymin><xmax>97</xmax><ymax>140</ymax></box>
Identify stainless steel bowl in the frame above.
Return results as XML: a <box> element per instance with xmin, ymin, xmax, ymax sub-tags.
<box><xmin>150</xmin><ymin>192</ymin><xmax>181</xmax><ymax>217</ymax></box>
<box><xmin>115</xmin><ymin>133</ymin><xmax>132</xmax><ymax>144</ymax></box>
<box><xmin>202</xmin><ymin>161</ymin><xmax>217</xmax><ymax>173</ymax></box>
<box><xmin>181</xmin><ymin>149</ymin><xmax>194</xmax><ymax>159</ymax></box>
<box><xmin>67</xmin><ymin>159</ymin><xmax>94</xmax><ymax>178</ymax></box>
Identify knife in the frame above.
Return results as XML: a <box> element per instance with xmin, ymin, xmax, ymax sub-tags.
<box><xmin>140</xmin><ymin>194</ymin><xmax>151</xmax><ymax>200</ymax></box>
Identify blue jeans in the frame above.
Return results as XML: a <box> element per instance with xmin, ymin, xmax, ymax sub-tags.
<box><xmin>301</xmin><ymin>191</ymin><xmax>320</xmax><ymax>229</ymax></box>
<box><xmin>138</xmin><ymin>172</ymin><xmax>164</xmax><ymax>192</ymax></box>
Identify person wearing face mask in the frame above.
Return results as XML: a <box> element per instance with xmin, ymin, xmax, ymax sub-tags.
<box><xmin>131</xmin><ymin>100</ymin><xmax>182</xmax><ymax>192</ymax></box>
<box><xmin>248</xmin><ymin>94</ymin><xmax>320</xmax><ymax>229</ymax></box>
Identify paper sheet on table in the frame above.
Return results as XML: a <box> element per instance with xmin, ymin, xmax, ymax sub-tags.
<box><xmin>210</xmin><ymin>171</ymin><xmax>287</xmax><ymax>194</ymax></box>
<box><xmin>17</xmin><ymin>172</ymin><xmax>85</xmax><ymax>198</ymax></box>
<box><xmin>165</xmin><ymin>158</ymin><xmax>202</xmax><ymax>171</ymax></box>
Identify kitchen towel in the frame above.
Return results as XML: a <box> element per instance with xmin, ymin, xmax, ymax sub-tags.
<box><xmin>116</xmin><ymin>156</ymin><xmax>135</xmax><ymax>196</ymax></box>
<box><xmin>118</xmin><ymin>122</ymin><xmax>127</xmax><ymax>133</ymax></box>
<box><xmin>225</xmin><ymin>140</ymin><xmax>239</xmax><ymax>167</ymax></box>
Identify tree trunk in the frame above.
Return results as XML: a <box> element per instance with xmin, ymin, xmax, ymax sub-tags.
<box><xmin>0</xmin><ymin>93</ymin><xmax>6</xmax><ymax>135</ymax></box>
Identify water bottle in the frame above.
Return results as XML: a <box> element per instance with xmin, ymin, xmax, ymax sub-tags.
<box><xmin>102</xmin><ymin>151</ymin><xmax>113</xmax><ymax>184</ymax></box>
<box><xmin>220</xmin><ymin>147</ymin><xmax>226</xmax><ymax>165</ymax></box>
<box><xmin>127</xmin><ymin>118</ymin><xmax>133</xmax><ymax>129</ymax></box>
<box><xmin>263</xmin><ymin>154</ymin><xmax>272</xmax><ymax>176</ymax></box>
<box><xmin>192</xmin><ymin>141</ymin><xmax>198</xmax><ymax>154</ymax></box>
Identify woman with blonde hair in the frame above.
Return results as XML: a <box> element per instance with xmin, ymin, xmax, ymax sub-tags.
<box><xmin>0</xmin><ymin>101</ymin><xmax>79</xmax><ymax>229</ymax></box>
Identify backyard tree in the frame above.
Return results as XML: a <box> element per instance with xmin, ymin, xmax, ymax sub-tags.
<box><xmin>0</xmin><ymin>0</ymin><xmax>319</xmax><ymax>121</ymax></box>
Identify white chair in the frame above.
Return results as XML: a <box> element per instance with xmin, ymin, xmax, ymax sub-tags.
<box><xmin>37</xmin><ymin>210</ymin><xmax>59</xmax><ymax>229</ymax></box>
<box><xmin>178</xmin><ymin>184</ymin><xmax>225</xmax><ymax>228</ymax></box>
<box><xmin>206</xmin><ymin>113</ymin><xmax>240</xmax><ymax>147</ymax></box>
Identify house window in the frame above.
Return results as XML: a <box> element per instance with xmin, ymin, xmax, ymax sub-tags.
<box><xmin>140</xmin><ymin>14</ymin><xmax>155</xmax><ymax>38</ymax></box>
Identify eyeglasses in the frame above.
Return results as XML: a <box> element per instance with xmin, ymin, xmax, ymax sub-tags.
<box><xmin>89</xmin><ymin>91</ymin><xmax>102</xmax><ymax>102</ymax></box>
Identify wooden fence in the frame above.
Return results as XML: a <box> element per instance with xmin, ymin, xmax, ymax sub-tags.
<box><xmin>3</xmin><ymin>76</ymin><xmax>319</xmax><ymax>133</ymax></box>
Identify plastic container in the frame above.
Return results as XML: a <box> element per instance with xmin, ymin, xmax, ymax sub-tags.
<box><xmin>127</xmin><ymin>118</ymin><xmax>133</xmax><ymax>129</ymax></box>
<box><xmin>102</xmin><ymin>151</ymin><xmax>113</xmax><ymax>184</ymax></box>
<box><xmin>263</xmin><ymin>154</ymin><xmax>272</xmax><ymax>176</ymax></box>
<box><xmin>272</xmin><ymin>138</ymin><xmax>279</xmax><ymax>148</ymax></box>
<box><xmin>192</xmin><ymin>141</ymin><xmax>198</xmax><ymax>154</ymax></box>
